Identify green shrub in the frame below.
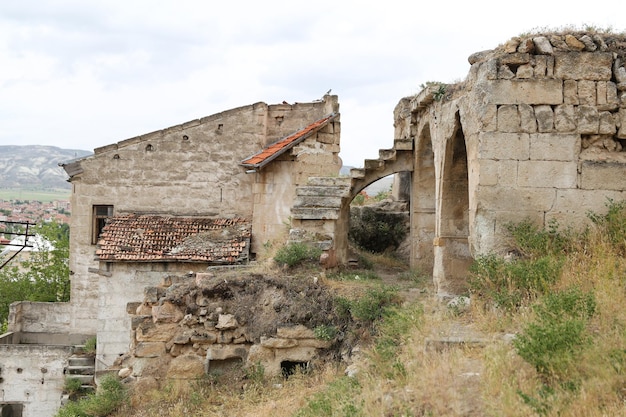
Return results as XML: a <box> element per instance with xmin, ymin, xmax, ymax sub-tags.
<box><xmin>274</xmin><ymin>243</ymin><xmax>322</xmax><ymax>267</ymax></box>
<box><xmin>350</xmin><ymin>286</ymin><xmax>399</xmax><ymax>322</ymax></box>
<box><xmin>295</xmin><ymin>376</ymin><xmax>362</xmax><ymax>417</ymax></box>
<box><xmin>587</xmin><ymin>198</ymin><xmax>626</xmax><ymax>254</ymax></box>
<box><xmin>469</xmin><ymin>219</ymin><xmax>572</xmax><ymax>310</ymax></box>
<box><xmin>513</xmin><ymin>287</ymin><xmax>596</xmax><ymax>378</ymax></box>
<box><xmin>334</xmin><ymin>296</ymin><xmax>353</xmax><ymax>320</ymax></box>
<box><xmin>373</xmin><ymin>304</ymin><xmax>421</xmax><ymax>367</ymax></box>
<box><xmin>349</xmin><ymin>207</ymin><xmax>407</xmax><ymax>253</ymax></box>
<box><xmin>245</xmin><ymin>361</ymin><xmax>265</xmax><ymax>385</ymax></box>
<box><xmin>351</xmin><ymin>193</ymin><xmax>365</xmax><ymax>206</ymax></box>
<box><xmin>64</xmin><ymin>377</ymin><xmax>84</xmax><ymax>396</ymax></box>
<box><xmin>55</xmin><ymin>374</ymin><xmax>127</xmax><ymax>417</ymax></box>
<box><xmin>83</xmin><ymin>337</ymin><xmax>97</xmax><ymax>355</ymax></box>
<box><xmin>469</xmin><ymin>254</ymin><xmax>563</xmax><ymax>310</ymax></box>
<box><xmin>506</xmin><ymin>218</ymin><xmax>572</xmax><ymax>258</ymax></box>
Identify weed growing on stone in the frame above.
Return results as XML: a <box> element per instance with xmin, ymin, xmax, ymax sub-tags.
<box><xmin>83</xmin><ymin>336</ymin><xmax>96</xmax><ymax>355</ymax></box>
<box><xmin>63</xmin><ymin>377</ymin><xmax>84</xmax><ymax>397</ymax></box>
<box><xmin>314</xmin><ymin>324</ymin><xmax>338</xmax><ymax>341</ymax></box>
<box><xmin>469</xmin><ymin>254</ymin><xmax>564</xmax><ymax>310</ymax></box>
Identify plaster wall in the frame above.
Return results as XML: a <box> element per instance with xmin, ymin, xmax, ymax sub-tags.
<box><xmin>0</xmin><ymin>344</ymin><xmax>71</xmax><ymax>417</ymax></box>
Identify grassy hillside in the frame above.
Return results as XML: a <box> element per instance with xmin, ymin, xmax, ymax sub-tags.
<box><xmin>62</xmin><ymin>201</ymin><xmax>626</xmax><ymax>417</ymax></box>
<box><xmin>0</xmin><ymin>189</ymin><xmax>70</xmax><ymax>202</ymax></box>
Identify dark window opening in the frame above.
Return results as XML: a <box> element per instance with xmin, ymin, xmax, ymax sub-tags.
<box><xmin>0</xmin><ymin>403</ymin><xmax>24</xmax><ymax>417</ymax></box>
<box><xmin>92</xmin><ymin>205</ymin><xmax>114</xmax><ymax>244</ymax></box>
<box><xmin>281</xmin><ymin>361</ymin><xmax>309</xmax><ymax>378</ymax></box>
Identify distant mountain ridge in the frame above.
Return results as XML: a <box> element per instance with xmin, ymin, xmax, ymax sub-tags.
<box><xmin>0</xmin><ymin>146</ymin><xmax>390</xmax><ymax>192</ymax></box>
<box><xmin>0</xmin><ymin>145</ymin><xmax>92</xmax><ymax>190</ymax></box>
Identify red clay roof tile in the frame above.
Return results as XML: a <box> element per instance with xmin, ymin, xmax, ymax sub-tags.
<box><xmin>96</xmin><ymin>214</ymin><xmax>250</xmax><ymax>264</ymax></box>
<box><xmin>240</xmin><ymin>113</ymin><xmax>337</xmax><ymax>169</ymax></box>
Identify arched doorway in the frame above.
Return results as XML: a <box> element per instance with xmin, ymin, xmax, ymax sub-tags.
<box><xmin>434</xmin><ymin>113</ymin><xmax>472</xmax><ymax>295</ymax></box>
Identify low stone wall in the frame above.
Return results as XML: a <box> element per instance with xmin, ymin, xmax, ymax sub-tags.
<box><xmin>119</xmin><ymin>271</ymin><xmax>338</xmax><ymax>381</ymax></box>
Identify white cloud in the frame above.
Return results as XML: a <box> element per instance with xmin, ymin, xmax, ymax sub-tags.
<box><xmin>0</xmin><ymin>0</ymin><xmax>623</xmax><ymax>166</ymax></box>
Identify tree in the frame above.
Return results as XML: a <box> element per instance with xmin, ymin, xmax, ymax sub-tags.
<box><xmin>0</xmin><ymin>221</ymin><xmax>70</xmax><ymax>332</ymax></box>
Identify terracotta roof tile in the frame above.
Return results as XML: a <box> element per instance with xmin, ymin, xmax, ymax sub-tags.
<box><xmin>241</xmin><ymin>112</ymin><xmax>337</xmax><ymax>169</ymax></box>
<box><xmin>96</xmin><ymin>214</ymin><xmax>251</xmax><ymax>264</ymax></box>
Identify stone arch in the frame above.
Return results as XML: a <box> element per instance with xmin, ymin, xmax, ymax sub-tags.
<box><xmin>410</xmin><ymin>123</ymin><xmax>436</xmax><ymax>272</ymax></box>
<box><xmin>329</xmin><ymin>149</ymin><xmax>412</xmax><ymax>261</ymax></box>
<box><xmin>347</xmin><ymin>152</ymin><xmax>413</xmax><ymax>201</ymax></box>
<box><xmin>433</xmin><ymin>112</ymin><xmax>473</xmax><ymax>295</ymax></box>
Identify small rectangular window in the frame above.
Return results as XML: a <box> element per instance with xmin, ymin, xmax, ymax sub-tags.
<box><xmin>92</xmin><ymin>205</ymin><xmax>113</xmax><ymax>244</ymax></box>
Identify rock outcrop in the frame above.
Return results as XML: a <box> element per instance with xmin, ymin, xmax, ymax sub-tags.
<box><xmin>116</xmin><ymin>271</ymin><xmax>347</xmax><ymax>382</ymax></box>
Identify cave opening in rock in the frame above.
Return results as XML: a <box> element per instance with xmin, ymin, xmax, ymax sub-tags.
<box><xmin>281</xmin><ymin>360</ymin><xmax>309</xmax><ymax>378</ymax></box>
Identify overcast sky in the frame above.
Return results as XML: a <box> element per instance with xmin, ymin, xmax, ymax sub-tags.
<box><xmin>0</xmin><ymin>1</ymin><xmax>623</xmax><ymax>167</ymax></box>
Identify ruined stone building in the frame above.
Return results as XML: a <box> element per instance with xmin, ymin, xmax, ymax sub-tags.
<box><xmin>2</xmin><ymin>31</ymin><xmax>626</xmax><ymax>416</ymax></box>
<box><xmin>2</xmin><ymin>96</ymin><xmax>341</xmax><ymax>416</ymax></box>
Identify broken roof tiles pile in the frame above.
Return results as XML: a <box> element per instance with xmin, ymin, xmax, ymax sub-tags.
<box><xmin>96</xmin><ymin>214</ymin><xmax>251</xmax><ymax>264</ymax></box>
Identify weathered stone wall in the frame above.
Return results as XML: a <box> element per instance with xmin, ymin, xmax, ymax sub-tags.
<box><xmin>390</xmin><ymin>32</ymin><xmax>626</xmax><ymax>295</ymax></box>
<box><xmin>93</xmin><ymin>262</ymin><xmax>210</xmax><ymax>371</ymax></box>
<box><xmin>251</xmin><ymin>98</ymin><xmax>341</xmax><ymax>254</ymax></box>
<box><xmin>463</xmin><ymin>33</ymin><xmax>626</xmax><ymax>256</ymax></box>
<box><xmin>118</xmin><ymin>272</ymin><xmax>336</xmax><ymax>382</ymax></box>
<box><xmin>0</xmin><ymin>344</ymin><xmax>71</xmax><ymax>417</ymax></box>
<box><xmin>7</xmin><ymin>301</ymin><xmax>89</xmax><ymax>345</ymax></box>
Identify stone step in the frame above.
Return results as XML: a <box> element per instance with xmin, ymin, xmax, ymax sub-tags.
<box><xmin>291</xmin><ymin>207</ymin><xmax>340</xmax><ymax>220</ymax></box>
<box><xmin>66</xmin><ymin>374</ymin><xmax>95</xmax><ymax>385</ymax></box>
<box><xmin>379</xmin><ymin>149</ymin><xmax>396</xmax><ymax>160</ymax></box>
<box><xmin>394</xmin><ymin>138</ymin><xmax>414</xmax><ymax>151</ymax></box>
<box><xmin>293</xmin><ymin>196</ymin><xmax>343</xmax><ymax>208</ymax></box>
<box><xmin>296</xmin><ymin>185</ymin><xmax>350</xmax><ymax>197</ymax></box>
<box><xmin>364</xmin><ymin>159</ymin><xmax>384</xmax><ymax>170</ymax></box>
<box><xmin>350</xmin><ymin>168</ymin><xmax>365</xmax><ymax>179</ymax></box>
<box><xmin>68</xmin><ymin>356</ymin><xmax>95</xmax><ymax>367</ymax></box>
<box><xmin>66</xmin><ymin>365</ymin><xmax>95</xmax><ymax>375</ymax></box>
<box><xmin>306</xmin><ymin>176</ymin><xmax>352</xmax><ymax>187</ymax></box>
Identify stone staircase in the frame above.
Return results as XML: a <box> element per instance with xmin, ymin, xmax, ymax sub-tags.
<box><xmin>292</xmin><ymin>138</ymin><xmax>414</xmax><ymax>220</ymax></box>
<box><xmin>61</xmin><ymin>347</ymin><xmax>96</xmax><ymax>405</ymax></box>
<box><xmin>290</xmin><ymin>138</ymin><xmax>414</xmax><ymax>261</ymax></box>
<box><xmin>291</xmin><ymin>176</ymin><xmax>352</xmax><ymax>221</ymax></box>
<box><xmin>348</xmin><ymin>138</ymin><xmax>414</xmax><ymax>185</ymax></box>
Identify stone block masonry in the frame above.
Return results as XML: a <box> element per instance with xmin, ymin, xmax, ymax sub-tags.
<box><xmin>464</xmin><ymin>31</ymin><xmax>626</xmax><ymax>259</ymax></box>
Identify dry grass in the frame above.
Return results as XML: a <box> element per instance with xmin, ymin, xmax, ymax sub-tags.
<box><xmin>109</xmin><ymin>213</ymin><xmax>626</xmax><ymax>417</ymax></box>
